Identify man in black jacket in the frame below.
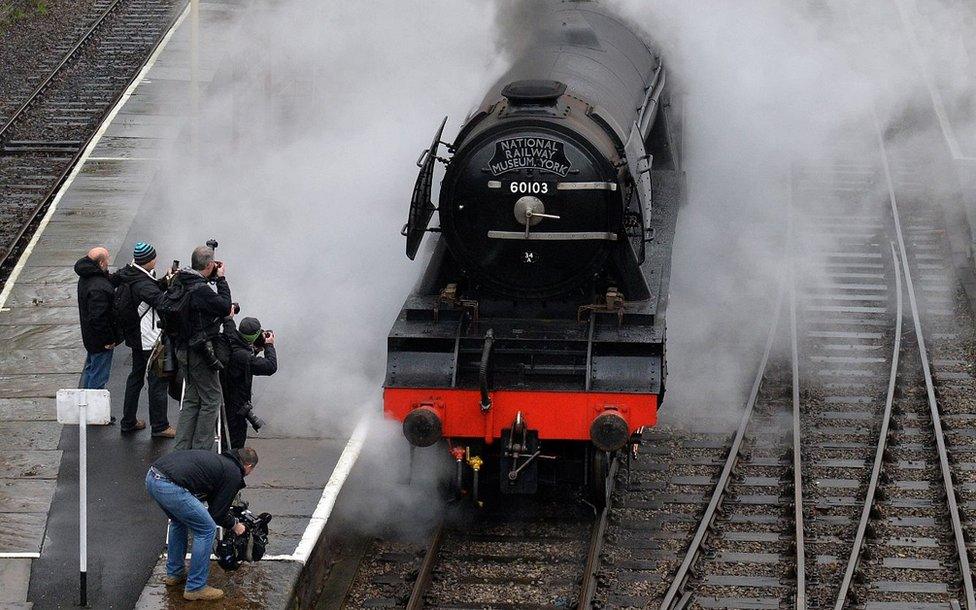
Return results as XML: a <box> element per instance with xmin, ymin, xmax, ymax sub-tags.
<box><xmin>174</xmin><ymin>245</ymin><xmax>233</xmax><ymax>450</ymax></box>
<box><xmin>221</xmin><ymin>317</ymin><xmax>278</xmax><ymax>448</ymax></box>
<box><xmin>75</xmin><ymin>247</ymin><xmax>117</xmax><ymax>389</ymax></box>
<box><xmin>145</xmin><ymin>447</ymin><xmax>258</xmax><ymax>601</ymax></box>
<box><xmin>114</xmin><ymin>242</ymin><xmax>174</xmax><ymax>436</ymax></box>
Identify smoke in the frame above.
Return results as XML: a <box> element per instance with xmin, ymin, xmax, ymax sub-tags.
<box><xmin>607</xmin><ymin>0</ymin><xmax>976</xmax><ymax>427</ymax></box>
<box><xmin>142</xmin><ymin>0</ymin><xmax>508</xmax><ymax>527</ymax></box>
<box><xmin>144</xmin><ymin>0</ymin><xmax>975</xmax><ymax>523</ymax></box>
<box><xmin>149</xmin><ymin>0</ymin><xmax>504</xmax><ymax>437</ymax></box>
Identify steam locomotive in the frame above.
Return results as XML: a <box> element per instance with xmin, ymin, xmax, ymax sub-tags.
<box><xmin>384</xmin><ymin>2</ymin><xmax>682</xmax><ymax>502</ymax></box>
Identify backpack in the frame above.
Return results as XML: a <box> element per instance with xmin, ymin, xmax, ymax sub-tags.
<box><xmin>213</xmin><ymin>332</ymin><xmax>232</xmax><ymax>369</ymax></box>
<box><xmin>156</xmin><ymin>275</ymin><xmax>197</xmax><ymax>342</ymax></box>
<box><xmin>112</xmin><ymin>276</ymin><xmax>142</xmax><ymax>336</ymax></box>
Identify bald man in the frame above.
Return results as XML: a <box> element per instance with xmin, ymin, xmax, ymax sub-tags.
<box><xmin>75</xmin><ymin>247</ymin><xmax>118</xmax><ymax>389</ymax></box>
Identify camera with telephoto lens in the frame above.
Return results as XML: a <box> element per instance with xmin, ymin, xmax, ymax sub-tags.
<box><xmin>238</xmin><ymin>401</ymin><xmax>265</xmax><ymax>431</ymax></box>
<box><xmin>202</xmin><ymin>339</ymin><xmax>223</xmax><ymax>371</ymax></box>
<box><xmin>214</xmin><ymin>503</ymin><xmax>272</xmax><ymax>572</ymax></box>
<box><xmin>206</xmin><ymin>239</ymin><xmax>222</xmax><ymax>280</ymax></box>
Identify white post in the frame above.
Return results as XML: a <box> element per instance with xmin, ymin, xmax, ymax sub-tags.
<box><xmin>78</xmin><ymin>395</ymin><xmax>88</xmax><ymax>607</ymax></box>
<box><xmin>55</xmin><ymin>388</ymin><xmax>109</xmax><ymax>608</ymax></box>
<box><xmin>215</xmin><ymin>402</ymin><xmax>223</xmax><ymax>540</ymax></box>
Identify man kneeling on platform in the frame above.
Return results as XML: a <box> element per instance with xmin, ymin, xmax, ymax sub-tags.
<box><xmin>145</xmin><ymin>447</ymin><xmax>258</xmax><ymax>601</ymax></box>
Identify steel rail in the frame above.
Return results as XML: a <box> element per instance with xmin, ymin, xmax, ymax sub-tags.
<box><xmin>788</xmin><ymin>195</ymin><xmax>807</xmax><ymax>610</ymax></box>
<box><xmin>873</xmin><ymin>109</ymin><xmax>976</xmax><ymax>610</ymax></box>
<box><xmin>404</xmin><ymin>521</ymin><xmax>445</xmax><ymax>610</ymax></box>
<box><xmin>832</xmin><ymin>241</ymin><xmax>904</xmax><ymax>609</ymax></box>
<box><xmin>578</xmin><ymin>459</ymin><xmax>620</xmax><ymax>608</ymax></box>
<box><xmin>0</xmin><ymin>1</ymin><xmax>186</xmax><ymax>276</ymax></box>
<box><xmin>0</xmin><ymin>0</ymin><xmax>125</xmax><ymax>140</ymax></box>
<box><xmin>658</xmin><ymin>281</ymin><xmax>786</xmax><ymax>610</ymax></box>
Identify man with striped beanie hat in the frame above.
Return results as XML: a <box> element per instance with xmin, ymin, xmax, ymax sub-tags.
<box><xmin>113</xmin><ymin>241</ymin><xmax>175</xmax><ymax>437</ymax></box>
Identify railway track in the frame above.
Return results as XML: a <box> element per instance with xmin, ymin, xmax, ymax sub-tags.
<box><xmin>0</xmin><ymin>0</ymin><xmax>117</xmax><ymax>125</ymax></box>
<box><xmin>338</xmin><ymin>482</ymin><xmax>613</xmax><ymax>610</ymax></box>
<box><xmin>791</xmin><ymin>158</ymin><xmax>900</xmax><ymax>609</ymax></box>
<box><xmin>0</xmin><ymin>0</ymin><xmax>184</xmax><ymax>287</ymax></box>
<box><xmin>830</xmin><ymin>116</ymin><xmax>976</xmax><ymax>609</ymax></box>
<box><xmin>586</xmin><ymin>130</ymin><xmax>975</xmax><ymax>610</ymax></box>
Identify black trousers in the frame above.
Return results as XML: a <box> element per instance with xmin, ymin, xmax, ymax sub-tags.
<box><xmin>224</xmin><ymin>408</ymin><xmax>248</xmax><ymax>449</ymax></box>
<box><xmin>122</xmin><ymin>348</ymin><xmax>170</xmax><ymax>433</ymax></box>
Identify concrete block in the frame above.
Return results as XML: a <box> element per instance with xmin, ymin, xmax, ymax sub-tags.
<box><xmin>0</xmin><ymin>451</ymin><xmax>62</xmax><ymax>479</ymax></box>
<box><xmin>0</xmin><ymin>558</ymin><xmax>31</xmax><ymax>603</ymax></box>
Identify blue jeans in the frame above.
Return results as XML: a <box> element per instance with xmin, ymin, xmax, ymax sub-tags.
<box><xmin>81</xmin><ymin>350</ymin><xmax>113</xmax><ymax>389</ymax></box>
<box><xmin>145</xmin><ymin>470</ymin><xmax>216</xmax><ymax>591</ymax></box>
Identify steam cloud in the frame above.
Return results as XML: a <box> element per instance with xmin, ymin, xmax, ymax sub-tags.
<box><xmin>144</xmin><ymin>0</ymin><xmax>975</xmax><ymax>525</ymax></box>
<box><xmin>611</xmin><ymin>0</ymin><xmax>976</xmax><ymax>427</ymax></box>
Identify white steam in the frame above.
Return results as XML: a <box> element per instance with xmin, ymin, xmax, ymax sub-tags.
<box><xmin>146</xmin><ymin>0</ymin><xmax>976</xmax><ymax>524</ymax></box>
<box><xmin>611</xmin><ymin>0</ymin><xmax>976</xmax><ymax>426</ymax></box>
<box><xmin>151</xmin><ymin>0</ymin><xmax>505</xmax><ymax>441</ymax></box>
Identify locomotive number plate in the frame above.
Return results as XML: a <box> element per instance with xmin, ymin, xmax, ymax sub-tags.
<box><xmin>506</xmin><ymin>181</ymin><xmax>553</xmax><ymax>195</ymax></box>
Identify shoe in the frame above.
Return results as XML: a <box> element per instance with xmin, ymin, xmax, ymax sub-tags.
<box><xmin>152</xmin><ymin>426</ymin><xmax>176</xmax><ymax>438</ymax></box>
<box><xmin>162</xmin><ymin>573</ymin><xmax>186</xmax><ymax>586</ymax></box>
<box><xmin>183</xmin><ymin>586</ymin><xmax>224</xmax><ymax>601</ymax></box>
<box><xmin>121</xmin><ymin>420</ymin><xmax>146</xmax><ymax>433</ymax></box>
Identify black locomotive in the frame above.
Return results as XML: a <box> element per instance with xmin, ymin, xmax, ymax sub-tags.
<box><xmin>385</xmin><ymin>1</ymin><xmax>682</xmax><ymax>501</ymax></box>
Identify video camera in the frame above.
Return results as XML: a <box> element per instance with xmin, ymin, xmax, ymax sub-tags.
<box><xmin>214</xmin><ymin>503</ymin><xmax>272</xmax><ymax>572</ymax></box>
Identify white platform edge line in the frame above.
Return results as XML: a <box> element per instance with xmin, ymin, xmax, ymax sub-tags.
<box><xmin>289</xmin><ymin>417</ymin><xmax>370</xmax><ymax>564</ymax></box>
<box><xmin>0</xmin><ymin>3</ymin><xmax>192</xmax><ymax>312</ymax></box>
<box><xmin>0</xmin><ymin>553</ymin><xmax>41</xmax><ymax>559</ymax></box>
<box><xmin>168</xmin><ymin>553</ymin><xmax>301</xmax><ymax>562</ymax></box>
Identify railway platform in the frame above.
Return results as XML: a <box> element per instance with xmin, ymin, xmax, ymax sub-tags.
<box><xmin>0</xmin><ymin>3</ymin><xmax>358</xmax><ymax>608</ymax></box>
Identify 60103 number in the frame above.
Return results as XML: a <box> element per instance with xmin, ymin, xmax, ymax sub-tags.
<box><xmin>509</xmin><ymin>181</ymin><xmax>550</xmax><ymax>194</ymax></box>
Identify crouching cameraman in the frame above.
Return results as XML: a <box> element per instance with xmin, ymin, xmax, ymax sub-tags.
<box><xmin>220</xmin><ymin>316</ymin><xmax>277</xmax><ymax>448</ymax></box>
<box><xmin>145</xmin><ymin>448</ymin><xmax>258</xmax><ymax>601</ymax></box>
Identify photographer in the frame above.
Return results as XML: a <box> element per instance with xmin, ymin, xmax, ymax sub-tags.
<box><xmin>172</xmin><ymin>245</ymin><xmax>233</xmax><ymax>451</ymax></box>
<box><xmin>145</xmin><ymin>447</ymin><xmax>258</xmax><ymax>601</ymax></box>
<box><xmin>114</xmin><ymin>242</ymin><xmax>175</xmax><ymax>437</ymax></box>
<box><xmin>220</xmin><ymin>316</ymin><xmax>277</xmax><ymax>448</ymax></box>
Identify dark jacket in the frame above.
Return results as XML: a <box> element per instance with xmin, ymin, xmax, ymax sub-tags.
<box><xmin>74</xmin><ymin>256</ymin><xmax>117</xmax><ymax>353</ymax></box>
<box><xmin>152</xmin><ymin>449</ymin><xmax>246</xmax><ymax>529</ymax></box>
<box><xmin>176</xmin><ymin>270</ymin><xmax>231</xmax><ymax>346</ymax></box>
<box><xmin>114</xmin><ymin>263</ymin><xmax>166</xmax><ymax>349</ymax></box>
<box><xmin>220</xmin><ymin>319</ymin><xmax>278</xmax><ymax>413</ymax></box>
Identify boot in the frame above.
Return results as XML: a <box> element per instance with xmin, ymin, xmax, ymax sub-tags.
<box><xmin>153</xmin><ymin>426</ymin><xmax>177</xmax><ymax>438</ymax></box>
<box><xmin>162</xmin><ymin>573</ymin><xmax>186</xmax><ymax>586</ymax></box>
<box><xmin>183</xmin><ymin>586</ymin><xmax>224</xmax><ymax>601</ymax></box>
<box><xmin>121</xmin><ymin>420</ymin><xmax>146</xmax><ymax>433</ymax></box>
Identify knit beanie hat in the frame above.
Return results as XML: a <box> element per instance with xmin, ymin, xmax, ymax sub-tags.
<box><xmin>133</xmin><ymin>242</ymin><xmax>156</xmax><ymax>265</ymax></box>
<box><xmin>239</xmin><ymin>317</ymin><xmax>262</xmax><ymax>344</ymax></box>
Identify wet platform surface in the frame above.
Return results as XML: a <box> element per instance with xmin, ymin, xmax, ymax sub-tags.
<box><xmin>0</xmin><ymin>2</ymin><xmax>348</xmax><ymax>608</ymax></box>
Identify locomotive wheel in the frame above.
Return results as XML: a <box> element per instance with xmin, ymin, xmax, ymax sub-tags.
<box><xmin>587</xmin><ymin>449</ymin><xmax>612</xmax><ymax>508</ymax></box>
